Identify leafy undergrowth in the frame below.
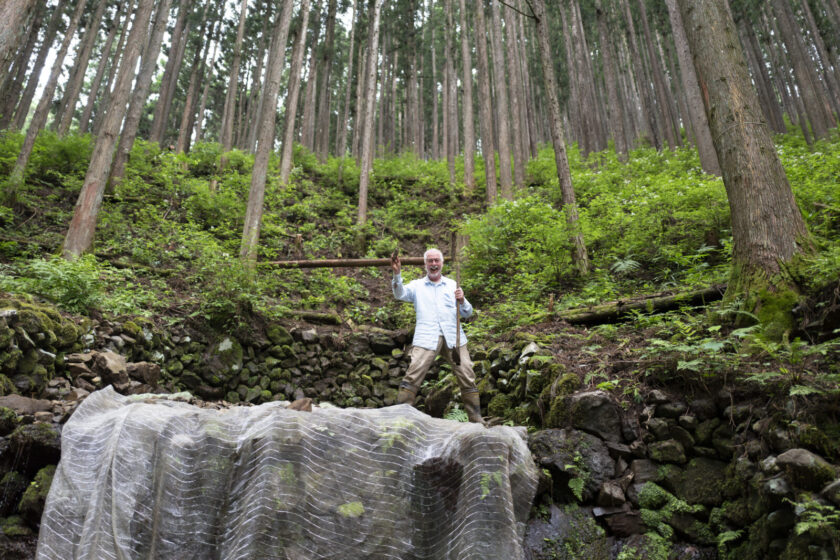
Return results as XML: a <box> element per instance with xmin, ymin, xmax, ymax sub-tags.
<box><xmin>1</xmin><ymin>128</ymin><xmax>840</xmax><ymax>413</ymax></box>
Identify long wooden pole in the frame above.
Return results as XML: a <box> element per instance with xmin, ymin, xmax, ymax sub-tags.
<box><xmin>263</xmin><ymin>256</ymin><xmax>452</xmax><ymax>269</ymax></box>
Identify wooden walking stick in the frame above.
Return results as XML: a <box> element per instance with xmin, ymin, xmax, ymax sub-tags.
<box><xmin>452</xmin><ymin>232</ymin><xmax>461</xmax><ymax>366</ymax></box>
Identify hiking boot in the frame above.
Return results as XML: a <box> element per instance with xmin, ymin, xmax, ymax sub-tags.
<box><xmin>462</xmin><ymin>389</ymin><xmax>486</xmax><ymax>426</ymax></box>
<box><xmin>397</xmin><ymin>381</ymin><xmax>419</xmax><ymax>406</ymax></box>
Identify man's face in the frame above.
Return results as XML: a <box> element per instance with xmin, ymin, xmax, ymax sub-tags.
<box><xmin>425</xmin><ymin>253</ymin><xmax>443</xmax><ymax>281</ymax></box>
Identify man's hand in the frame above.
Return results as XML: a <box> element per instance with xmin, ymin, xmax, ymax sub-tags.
<box><xmin>390</xmin><ymin>248</ymin><xmax>401</xmax><ymax>275</ymax></box>
<box><xmin>454</xmin><ymin>287</ymin><xmax>464</xmax><ymax>304</ymax></box>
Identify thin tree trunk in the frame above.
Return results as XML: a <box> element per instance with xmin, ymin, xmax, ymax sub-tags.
<box><xmin>244</xmin><ymin>0</ymin><xmax>272</xmax><ymax>152</ymax></box>
<box><xmin>474</xmin><ymin>0</ymin><xmax>496</xmax><ymax>202</ymax></box>
<box><xmin>300</xmin><ymin>0</ymin><xmax>323</xmax><ymax>150</ymax></box>
<box><xmin>336</xmin><ymin>0</ymin><xmax>358</xmax><ymax>158</ymax></box>
<box><xmin>220</xmin><ymin>0</ymin><xmax>250</xmax><ymax>151</ymax></box>
<box><xmin>279</xmin><ymin>0</ymin><xmax>313</xmax><ymax>185</ymax></box>
<box><xmin>771</xmin><ymin>0</ymin><xmax>835</xmax><ymax>139</ymax></box>
<box><xmin>109</xmin><ymin>0</ymin><xmax>174</xmax><ymax>188</ymax></box>
<box><xmin>676</xmin><ymin>0</ymin><xmax>812</xmax><ymax>304</ymax></box>
<box><xmin>800</xmin><ymin>0</ymin><xmax>840</xmax><ymax>118</ymax></box>
<box><xmin>431</xmin><ymin>18</ymin><xmax>439</xmax><ymax>160</ymax></box>
<box><xmin>620</xmin><ymin>0</ymin><xmax>658</xmax><ymax>149</ymax></box>
<box><xmin>596</xmin><ymin>0</ymin><xmax>628</xmax><ymax>161</ymax></box>
<box><xmin>63</xmin><ymin>0</ymin><xmax>156</xmax><ymax>259</ymax></box>
<box><xmin>352</xmin><ymin>45</ymin><xmax>367</xmax><ymax>160</ymax></box>
<box><xmin>737</xmin><ymin>16</ymin><xmax>787</xmax><ymax>134</ymax></box>
<box><xmin>57</xmin><ymin>0</ymin><xmax>108</xmax><ymax>136</ymax></box>
<box><xmin>531</xmin><ymin>0</ymin><xmax>590</xmax><ymax>276</ymax></box>
<box><xmin>665</xmin><ymin>0</ymin><xmax>720</xmax><ymax>175</ymax></box>
<box><xmin>240</xmin><ymin>0</ymin><xmax>295</xmax><ymax>264</ymax></box>
<box><xmin>490</xmin><ymin>0</ymin><xmax>513</xmax><ymax>199</ymax></box>
<box><xmin>149</xmin><ymin>0</ymin><xmax>193</xmax><ymax>145</ymax></box>
<box><xmin>176</xmin><ymin>0</ymin><xmax>215</xmax><ymax>153</ymax></box>
<box><xmin>194</xmin><ymin>39</ymin><xmax>217</xmax><ymax>143</ymax></box>
<box><xmin>315</xmin><ymin>0</ymin><xmax>337</xmax><ymax>161</ymax></box>
<box><xmin>637</xmin><ymin>0</ymin><xmax>677</xmax><ymax>150</ymax></box>
<box><xmin>92</xmin><ymin>8</ymin><xmax>130</xmax><ymax>136</ymax></box>
<box><xmin>457</xmin><ymin>0</ymin><xmax>475</xmax><ymax>190</ymax></box>
<box><xmin>78</xmin><ymin>2</ymin><xmax>123</xmax><ymax>134</ymax></box>
<box><xmin>357</xmin><ymin>0</ymin><xmax>383</xmax><ymax>226</ymax></box>
<box><xmin>504</xmin><ymin>2</ymin><xmax>525</xmax><ymax>186</ymax></box>
<box><xmin>5</xmin><ymin>0</ymin><xmax>89</xmax><ymax>200</ymax></box>
<box><xmin>0</xmin><ymin>0</ymin><xmax>43</xmax><ymax>130</ymax></box>
<box><xmin>0</xmin><ymin>0</ymin><xmax>39</xmax><ymax>72</ymax></box>
<box><xmin>444</xmin><ymin>0</ymin><xmax>456</xmax><ymax>184</ymax></box>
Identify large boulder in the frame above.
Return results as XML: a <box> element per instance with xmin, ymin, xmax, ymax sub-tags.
<box><xmin>549</xmin><ymin>390</ymin><xmax>626</xmax><ymax>443</ymax></box>
<box><xmin>38</xmin><ymin>387</ymin><xmax>538</xmax><ymax>559</ymax></box>
<box><xmin>776</xmin><ymin>448</ymin><xmax>836</xmax><ymax>491</ymax></box>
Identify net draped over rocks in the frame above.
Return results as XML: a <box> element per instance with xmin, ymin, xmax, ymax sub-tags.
<box><xmin>36</xmin><ymin>387</ymin><xmax>538</xmax><ymax>559</ymax></box>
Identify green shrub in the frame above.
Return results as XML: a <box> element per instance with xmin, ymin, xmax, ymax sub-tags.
<box><xmin>0</xmin><ymin>255</ymin><xmax>103</xmax><ymax>313</ymax></box>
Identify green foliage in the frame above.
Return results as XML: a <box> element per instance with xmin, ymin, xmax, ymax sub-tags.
<box><xmin>0</xmin><ymin>255</ymin><xmax>103</xmax><ymax>313</ymax></box>
<box><xmin>786</xmin><ymin>495</ymin><xmax>840</xmax><ymax>544</ymax></box>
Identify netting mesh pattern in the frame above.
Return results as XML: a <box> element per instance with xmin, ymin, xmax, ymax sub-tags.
<box><xmin>37</xmin><ymin>387</ymin><xmax>538</xmax><ymax>559</ymax></box>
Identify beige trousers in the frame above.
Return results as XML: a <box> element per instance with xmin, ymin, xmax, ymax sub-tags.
<box><xmin>401</xmin><ymin>336</ymin><xmax>476</xmax><ymax>393</ymax></box>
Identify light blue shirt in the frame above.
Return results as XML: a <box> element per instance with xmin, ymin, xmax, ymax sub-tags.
<box><xmin>392</xmin><ymin>273</ymin><xmax>473</xmax><ymax>350</ymax></box>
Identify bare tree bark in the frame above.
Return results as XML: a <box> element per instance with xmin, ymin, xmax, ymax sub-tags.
<box><xmin>63</xmin><ymin>0</ymin><xmax>156</xmax><ymax>259</ymax></box>
<box><xmin>637</xmin><ymin>0</ymin><xmax>678</xmax><ymax>149</ymax></box>
<box><xmin>475</xmin><ymin>0</ymin><xmax>496</xmax><ymax>202</ymax></box>
<box><xmin>176</xmin><ymin>4</ymin><xmax>217</xmax><ymax>154</ymax></box>
<box><xmin>771</xmin><ymin>0</ymin><xmax>836</xmax><ymax>139</ymax></box>
<box><xmin>56</xmin><ymin>0</ymin><xmax>108</xmax><ymax>136</ymax></box>
<box><xmin>194</xmin><ymin>39</ymin><xmax>218</xmax><ymax>143</ymax></box>
<box><xmin>676</xmin><ymin>0</ymin><xmax>812</xmax><ymax>305</ymax></box>
<box><xmin>665</xmin><ymin>0</ymin><xmax>720</xmax><ymax>175</ymax></box>
<box><xmin>279</xmin><ymin>0</ymin><xmax>314</xmax><ymax>185</ymax></box>
<box><xmin>245</xmin><ymin>0</ymin><xmax>272</xmax><ymax>152</ymax></box>
<box><xmin>221</xmin><ymin>0</ymin><xmax>250</xmax><ymax>151</ymax></box>
<box><xmin>336</xmin><ymin>0</ymin><xmax>358</xmax><ymax>158</ymax></box>
<box><xmin>240</xmin><ymin>0</ymin><xmax>295</xmax><ymax>265</ymax></box>
<box><xmin>504</xmin><ymin>2</ymin><xmax>525</xmax><ymax>186</ymax></box>
<box><xmin>490</xmin><ymin>0</ymin><xmax>513</xmax><ymax>199</ymax></box>
<box><xmin>357</xmin><ymin>0</ymin><xmax>383</xmax><ymax>226</ymax></box>
<box><xmin>0</xmin><ymin>0</ymin><xmax>39</xmax><ymax>73</ymax></box>
<box><xmin>149</xmin><ymin>0</ymin><xmax>193</xmax><ymax>145</ymax></box>
<box><xmin>799</xmin><ymin>0</ymin><xmax>840</xmax><ymax>118</ymax></box>
<box><xmin>300</xmin><ymin>0</ymin><xmax>324</xmax><ymax>150</ymax></box>
<box><xmin>596</xmin><ymin>0</ymin><xmax>628</xmax><ymax>161</ymax></box>
<box><xmin>531</xmin><ymin>0</ymin><xmax>590</xmax><ymax>276</ymax></box>
<box><xmin>92</xmin><ymin>5</ymin><xmax>131</xmax><ymax>136</ymax></box>
<box><xmin>736</xmin><ymin>15</ymin><xmax>787</xmax><ymax>134</ymax></box>
<box><xmin>456</xmin><ymin>0</ymin><xmax>476</xmax><ymax>190</ymax></box>
<box><xmin>78</xmin><ymin>2</ymin><xmax>124</xmax><ymax>134</ymax></box>
<box><xmin>620</xmin><ymin>0</ymin><xmax>657</xmax><ymax>148</ymax></box>
<box><xmin>0</xmin><ymin>0</ymin><xmax>44</xmax><ymax>129</ymax></box>
<box><xmin>315</xmin><ymin>0</ymin><xmax>337</xmax><ymax>161</ymax></box>
<box><xmin>109</xmin><ymin>0</ymin><xmax>174</xmax><ymax>188</ymax></box>
<box><xmin>430</xmin><ymin>12</ymin><xmax>440</xmax><ymax>160</ymax></box>
<box><xmin>443</xmin><ymin>0</ymin><xmax>457</xmax><ymax>184</ymax></box>
<box><xmin>5</xmin><ymin>0</ymin><xmax>89</xmax><ymax>201</ymax></box>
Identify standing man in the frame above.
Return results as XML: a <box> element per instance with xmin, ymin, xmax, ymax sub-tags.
<box><xmin>390</xmin><ymin>248</ymin><xmax>484</xmax><ymax>424</ymax></box>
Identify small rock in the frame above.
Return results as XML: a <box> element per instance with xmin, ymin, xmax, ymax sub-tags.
<box><xmin>649</xmin><ymin>439</ymin><xmax>686</xmax><ymax>464</ymax></box>
<box><xmin>776</xmin><ymin>448</ymin><xmax>837</xmax><ymax>491</ymax></box>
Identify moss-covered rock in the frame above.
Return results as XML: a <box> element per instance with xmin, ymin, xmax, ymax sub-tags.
<box><xmin>0</xmin><ymin>472</ymin><xmax>28</xmax><ymax>517</ymax></box>
<box><xmin>0</xmin><ymin>406</ymin><xmax>17</xmax><ymax>436</ymax></box>
<box><xmin>8</xmin><ymin>423</ymin><xmax>61</xmax><ymax>475</ymax></box>
<box><xmin>266</xmin><ymin>324</ymin><xmax>293</xmax><ymax>346</ymax></box>
<box><xmin>1</xmin><ymin>515</ymin><xmax>33</xmax><ymax>537</ymax></box>
<box><xmin>18</xmin><ymin>465</ymin><xmax>55</xmax><ymax>526</ymax></box>
<box><xmin>487</xmin><ymin>394</ymin><xmax>513</xmax><ymax>418</ymax></box>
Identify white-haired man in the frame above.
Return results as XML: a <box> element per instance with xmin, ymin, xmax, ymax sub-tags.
<box><xmin>390</xmin><ymin>248</ymin><xmax>483</xmax><ymax>424</ymax></box>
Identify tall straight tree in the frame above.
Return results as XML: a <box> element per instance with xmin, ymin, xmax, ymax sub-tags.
<box><xmin>595</xmin><ymin>0</ymin><xmax>628</xmax><ymax>161</ymax></box>
<box><xmin>504</xmin><ymin>2</ymin><xmax>525</xmax><ymax>186</ymax></box>
<box><xmin>300</xmin><ymin>0</ymin><xmax>324</xmax><ymax>150</ymax></box>
<box><xmin>0</xmin><ymin>0</ymin><xmax>39</xmax><ymax>72</ymax></box>
<box><xmin>637</xmin><ymin>0</ymin><xmax>678</xmax><ymax>149</ymax></box>
<box><xmin>56</xmin><ymin>0</ymin><xmax>109</xmax><ymax>136</ymax></box>
<box><xmin>474</xmin><ymin>0</ymin><xmax>496</xmax><ymax>203</ymax></box>
<box><xmin>0</xmin><ymin>1</ymin><xmax>44</xmax><ymax>129</ymax></box>
<box><xmin>149</xmin><ymin>0</ymin><xmax>193</xmax><ymax>145</ymax></box>
<box><xmin>444</xmin><ymin>0</ymin><xmax>457</xmax><ymax>185</ymax></box>
<box><xmin>490</xmin><ymin>0</ymin><xmax>513</xmax><ymax>199</ymax></box>
<box><xmin>665</xmin><ymin>0</ymin><xmax>720</xmax><ymax>176</ymax></box>
<box><xmin>63</xmin><ymin>0</ymin><xmax>156</xmax><ymax>259</ymax></box>
<box><xmin>458</xmin><ymin>0</ymin><xmax>475</xmax><ymax>191</ymax></box>
<box><xmin>6</xmin><ymin>0</ymin><xmax>66</xmax><ymax>131</ymax></box>
<box><xmin>771</xmin><ymin>0</ymin><xmax>836</xmax><ymax>139</ymax></box>
<box><xmin>5</xmin><ymin>0</ymin><xmax>89</xmax><ymax>202</ymax></box>
<box><xmin>279</xmin><ymin>0</ymin><xmax>314</xmax><ymax>185</ymax></box>
<box><xmin>675</xmin><ymin>0</ymin><xmax>812</xmax><ymax>310</ymax></box>
<box><xmin>336</xmin><ymin>0</ymin><xmax>358</xmax><ymax>158</ymax></box>
<box><xmin>357</xmin><ymin>0</ymin><xmax>384</xmax><ymax>226</ymax></box>
<box><xmin>529</xmin><ymin>0</ymin><xmax>590</xmax><ymax>276</ymax></box>
<box><xmin>221</xmin><ymin>0</ymin><xmax>250</xmax><ymax>151</ymax></box>
<box><xmin>110</xmin><ymin>0</ymin><xmax>174</xmax><ymax>188</ymax></box>
<box><xmin>240</xmin><ymin>0</ymin><xmax>295</xmax><ymax>264</ymax></box>
<box><xmin>315</xmin><ymin>0</ymin><xmax>337</xmax><ymax>162</ymax></box>
<box><xmin>78</xmin><ymin>3</ymin><xmax>125</xmax><ymax>134</ymax></box>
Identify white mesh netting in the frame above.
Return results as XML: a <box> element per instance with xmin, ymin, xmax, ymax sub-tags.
<box><xmin>37</xmin><ymin>387</ymin><xmax>538</xmax><ymax>559</ymax></box>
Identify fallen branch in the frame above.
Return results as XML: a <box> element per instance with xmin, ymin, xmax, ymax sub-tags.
<box><xmin>263</xmin><ymin>256</ymin><xmax>449</xmax><ymax>269</ymax></box>
<box><xmin>556</xmin><ymin>285</ymin><xmax>726</xmax><ymax>325</ymax></box>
